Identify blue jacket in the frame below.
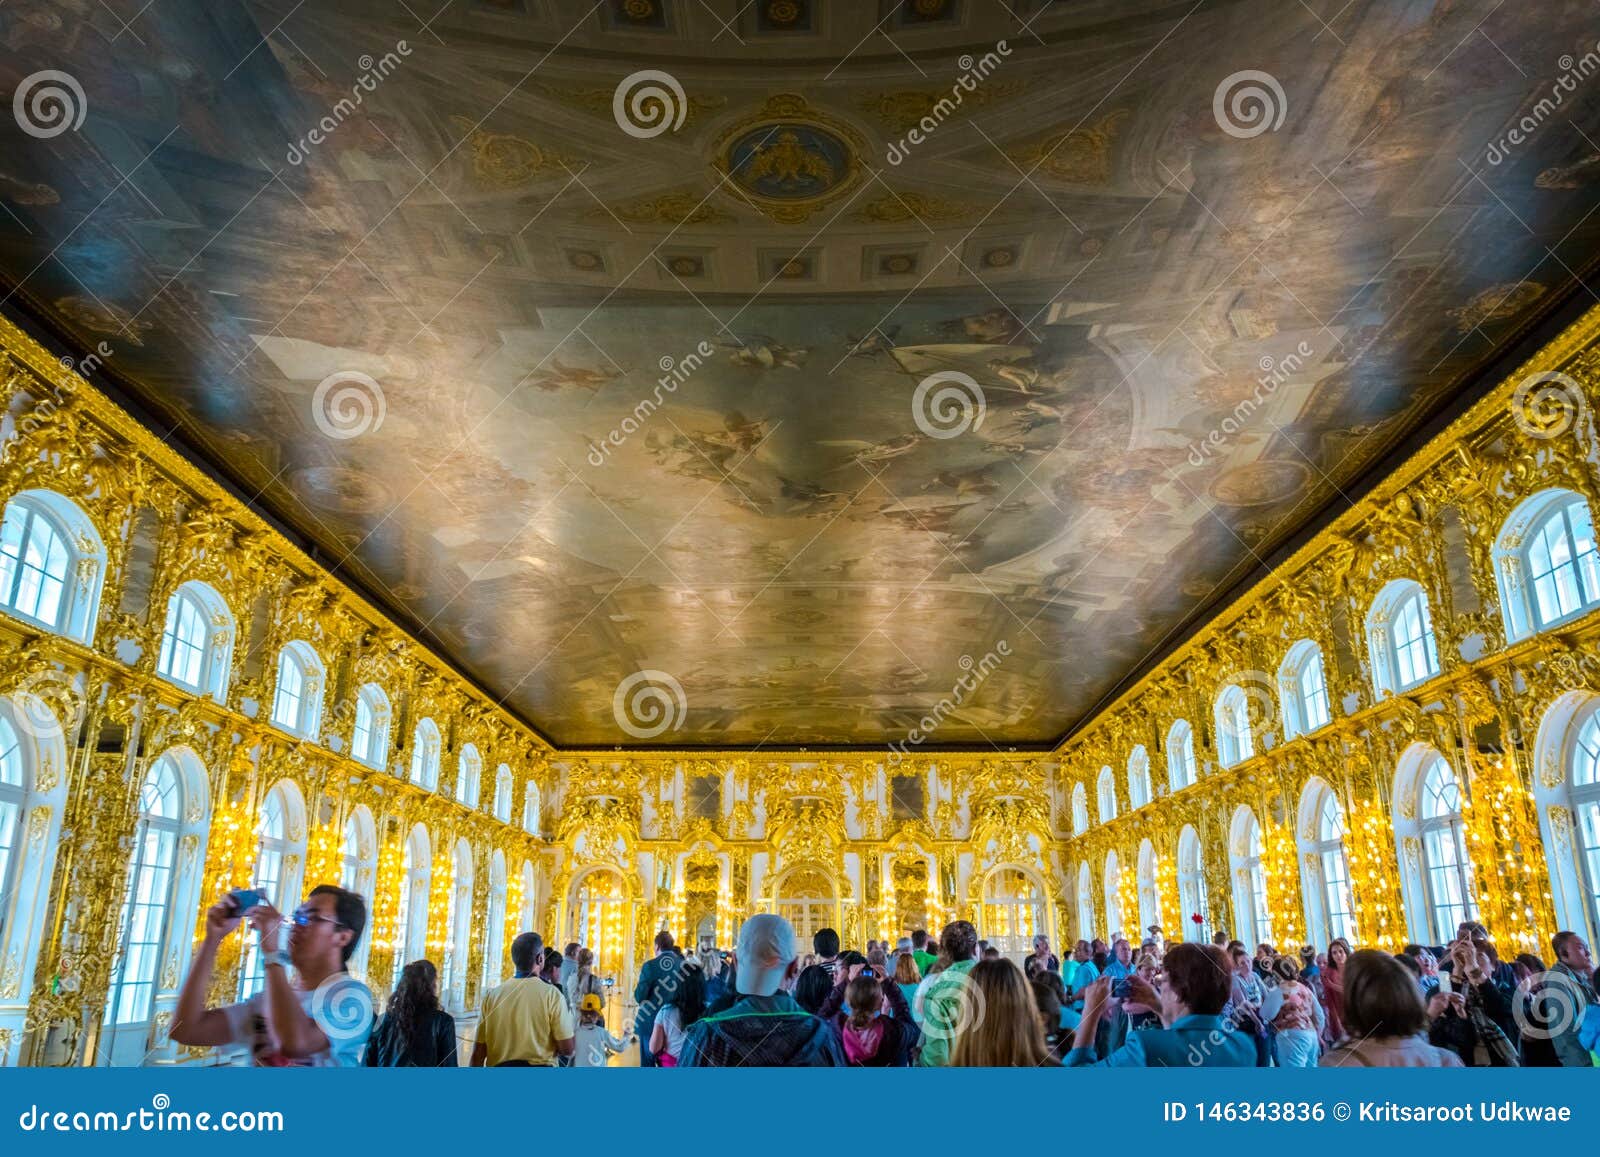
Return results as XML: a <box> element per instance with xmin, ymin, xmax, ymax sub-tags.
<box><xmin>633</xmin><ymin>951</ymin><xmax>681</xmax><ymax>1034</ymax></box>
<box><xmin>1065</xmin><ymin>1014</ymin><xmax>1256</xmax><ymax>1067</ymax></box>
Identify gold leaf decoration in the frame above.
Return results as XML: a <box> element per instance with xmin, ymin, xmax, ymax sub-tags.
<box><xmin>1005</xmin><ymin>108</ymin><xmax>1129</xmax><ymax>186</ymax></box>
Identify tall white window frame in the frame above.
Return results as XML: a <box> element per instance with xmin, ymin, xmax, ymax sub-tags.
<box><xmin>1136</xmin><ymin>838</ymin><xmax>1161</xmax><ymax>933</ymax></box>
<box><xmin>350</xmin><ymin>684</ymin><xmax>391</xmax><ymax>770</ymax></box>
<box><xmin>269</xmin><ymin>640</ymin><xmax>325</xmax><ymax>739</ymax></box>
<box><xmin>523</xmin><ymin>782</ymin><xmax>541</xmax><ymax>836</ymax></box>
<box><xmin>1214</xmin><ymin>684</ymin><xmax>1253</xmax><ymax>768</ymax></box>
<box><xmin>1166</xmin><ymin>719</ymin><xmax>1196</xmax><ymax>790</ymax></box>
<box><xmin>410</xmin><ymin>718</ymin><xmax>441</xmax><ymax>791</ymax></box>
<box><xmin>494</xmin><ymin>764</ymin><xmax>514</xmax><ymax>823</ymax></box>
<box><xmin>340</xmin><ymin>805</ymin><xmax>378</xmax><ymax>980</ymax></box>
<box><xmin>0</xmin><ymin>490</ymin><xmax>105</xmax><ymax>643</ymax></box>
<box><xmin>1393</xmin><ymin>745</ymin><xmax>1476</xmax><ymax>944</ymax></box>
<box><xmin>394</xmin><ymin>823</ymin><xmax>432</xmax><ymax>983</ymax></box>
<box><xmin>156</xmin><ymin>580</ymin><xmax>235</xmax><ymax>702</ymax></box>
<box><xmin>1297</xmin><ymin>777</ymin><xmax>1355</xmax><ymax>947</ymax></box>
<box><xmin>1278</xmin><ymin>639</ymin><xmax>1331</xmax><ymax>739</ymax></box>
<box><xmin>1076</xmin><ymin>862</ymin><xmax>1095</xmax><ymax>942</ymax></box>
<box><xmin>238</xmin><ymin>781</ymin><xmax>307</xmax><ymax>998</ymax></box>
<box><xmin>1533</xmin><ymin>694</ymin><xmax>1600</xmax><ymax>943</ymax></box>
<box><xmin>1096</xmin><ymin>766</ymin><xmax>1117</xmax><ymax>823</ymax></box>
<box><xmin>484</xmin><ymin>851</ymin><xmax>507</xmax><ymax>991</ymax></box>
<box><xmin>1070</xmin><ymin>782</ymin><xmax>1089</xmax><ymax>837</ymax></box>
<box><xmin>1229</xmin><ymin>806</ymin><xmax>1272</xmax><ymax>947</ymax></box>
<box><xmin>1102</xmin><ymin>850</ymin><xmax>1124</xmax><ymax>942</ymax></box>
<box><xmin>456</xmin><ymin>743</ymin><xmax>481</xmax><ymax>809</ymax></box>
<box><xmin>1366</xmin><ymin>579</ymin><xmax>1441</xmax><ymax>697</ymax></box>
<box><xmin>1127</xmin><ymin>746</ymin><xmax>1152</xmax><ymax>810</ymax></box>
<box><xmin>1177</xmin><ymin>824</ymin><xmax>1210</xmax><ymax>941</ymax></box>
<box><xmin>444</xmin><ymin>839</ymin><xmax>473</xmax><ymax>1011</ymax></box>
<box><xmin>1495</xmin><ymin>488</ymin><xmax>1600</xmax><ymax>642</ymax></box>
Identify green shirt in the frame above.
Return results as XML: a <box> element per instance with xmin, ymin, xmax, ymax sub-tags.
<box><xmin>912</xmin><ymin>950</ymin><xmax>938</xmax><ymax>974</ymax></box>
<box><xmin>917</xmin><ymin>958</ymin><xmax>976</xmax><ymax>1067</ymax></box>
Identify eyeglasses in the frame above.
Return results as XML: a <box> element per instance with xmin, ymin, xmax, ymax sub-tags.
<box><xmin>292</xmin><ymin>907</ymin><xmax>345</xmax><ymax>929</ymax></box>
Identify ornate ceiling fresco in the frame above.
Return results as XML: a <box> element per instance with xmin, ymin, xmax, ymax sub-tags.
<box><xmin>1</xmin><ymin>0</ymin><xmax>1598</xmax><ymax>747</ymax></box>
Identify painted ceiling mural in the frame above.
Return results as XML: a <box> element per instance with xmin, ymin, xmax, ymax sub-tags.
<box><xmin>1</xmin><ymin>0</ymin><xmax>1597</xmax><ymax>746</ymax></box>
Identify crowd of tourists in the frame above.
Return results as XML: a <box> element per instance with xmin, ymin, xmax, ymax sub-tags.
<box><xmin>169</xmin><ymin>884</ymin><xmax>1599</xmax><ymax>1068</ymax></box>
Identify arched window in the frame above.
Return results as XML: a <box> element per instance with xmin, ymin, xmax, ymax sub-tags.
<box><xmin>102</xmin><ymin>750</ymin><xmax>209</xmax><ymax>1061</ymax></box>
<box><xmin>0</xmin><ymin>717</ymin><xmax>25</xmax><ymax>931</ymax></box>
<box><xmin>523</xmin><ymin>782</ymin><xmax>541</xmax><ymax>836</ymax></box>
<box><xmin>269</xmin><ymin>641</ymin><xmax>325</xmax><ymax>739</ymax></box>
<box><xmin>409</xmin><ymin>718</ymin><xmax>441</xmax><ymax>791</ymax></box>
<box><xmin>1278</xmin><ymin>640</ymin><xmax>1331</xmax><ymax>739</ymax></box>
<box><xmin>239</xmin><ymin>781</ymin><xmax>306</xmax><ymax>997</ymax></box>
<box><xmin>1394</xmin><ymin>747</ymin><xmax>1476</xmax><ymax>943</ymax></box>
<box><xmin>0</xmin><ymin>490</ymin><xmax>105</xmax><ymax>642</ymax></box>
<box><xmin>1229</xmin><ymin>806</ymin><xmax>1271</xmax><ymax>947</ymax></box>
<box><xmin>1127</xmin><ymin>746</ymin><xmax>1152</xmax><ymax>810</ymax></box>
<box><xmin>394</xmin><ymin>823</ymin><xmax>432</xmax><ymax>984</ymax></box>
<box><xmin>156</xmin><ymin>581</ymin><xmax>234</xmax><ymax>701</ymax></box>
<box><xmin>1366</xmin><ymin>579</ymin><xmax>1441</xmax><ymax>697</ymax></box>
<box><xmin>518</xmin><ymin>859</ymin><xmax>536</xmax><ymax>934</ymax></box>
<box><xmin>1533</xmin><ymin>696</ymin><xmax>1600</xmax><ymax>939</ymax></box>
<box><xmin>1096</xmin><ymin>766</ymin><xmax>1117</xmax><ymax>823</ymax></box>
<box><xmin>1214</xmin><ymin>685</ymin><xmax>1253</xmax><ymax>768</ymax></box>
<box><xmin>1177</xmin><ymin>825</ymin><xmax>1209</xmax><ymax>940</ymax></box>
<box><xmin>1070</xmin><ymin>783</ymin><xmax>1089</xmax><ymax>837</ymax></box>
<box><xmin>1495</xmin><ymin>489</ymin><xmax>1600</xmax><ymax>641</ymax></box>
<box><xmin>1136</xmin><ymin>838</ymin><xmax>1161</xmax><ymax>932</ymax></box>
<box><xmin>494</xmin><ymin>764</ymin><xmax>514</xmax><ymax>823</ymax></box>
<box><xmin>445</xmin><ymin>839</ymin><xmax>473</xmax><ymax>1011</ymax></box>
<box><xmin>340</xmin><ymin>806</ymin><xmax>377</xmax><ymax>979</ymax></box>
<box><xmin>1102</xmin><ymin>851</ymin><xmax>1123</xmax><ymax>941</ymax></box>
<box><xmin>1297</xmin><ymin>778</ymin><xmax>1354</xmax><ymax>947</ymax></box>
<box><xmin>1076</xmin><ymin>863</ymin><xmax>1095</xmax><ymax>942</ymax></box>
<box><xmin>0</xmin><ymin>698</ymin><xmax>68</xmax><ymax>1061</ymax></box>
<box><xmin>1166</xmin><ymin>720</ymin><xmax>1196</xmax><ymax>790</ymax></box>
<box><xmin>350</xmin><ymin>684</ymin><xmax>391</xmax><ymax>770</ymax></box>
<box><xmin>484</xmin><ymin>852</ymin><xmax>507</xmax><ymax>991</ymax></box>
<box><xmin>455</xmin><ymin>744</ymin><xmax>481</xmax><ymax>808</ymax></box>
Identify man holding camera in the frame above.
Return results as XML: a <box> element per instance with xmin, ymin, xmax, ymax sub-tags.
<box><xmin>171</xmin><ymin>885</ymin><xmax>372</xmax><ymax>1066</ymax></box>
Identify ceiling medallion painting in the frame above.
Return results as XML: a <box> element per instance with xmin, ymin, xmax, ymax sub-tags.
<box><xmin>714</xmin><ymin>94</ymin><xmax>865</xmax><ymax>224</ymax></box>
<box><xmin>1</xmin><ymin>0</ymin><xmax>1597</xmax><ymax>748</ymax></box>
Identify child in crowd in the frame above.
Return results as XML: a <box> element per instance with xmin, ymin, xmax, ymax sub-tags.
<box><xmin>573</xmin><ymin>993</ymin><xmax>630</xmax><ymax>1068</ymax></box>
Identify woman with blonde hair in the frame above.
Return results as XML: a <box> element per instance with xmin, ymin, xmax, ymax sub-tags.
<box><xmin>893</xmin><ymin>951</ymin><xmax>922</xmax><ymax>1009</ymax></box>
<box><xmin>949</xmin><ymin>959</ymin><xmax>1057</xmax><ymax>1067</ymax></box>
<box><xmin>562</xmin><ymin>946</ymin><xmax>602</xmax><ymax>1011</ymax></box>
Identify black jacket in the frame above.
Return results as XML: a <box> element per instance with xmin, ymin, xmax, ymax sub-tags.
<box><xmin>365</xmin><ymin>1009</ymin><xmax>459</xmax><ymax>1067</ymax></box>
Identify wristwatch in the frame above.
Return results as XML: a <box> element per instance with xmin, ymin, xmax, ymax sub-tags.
<box><xmin>264</xmin><ymin>949</ymin><xmax>291</xmax><ymax>971</ymax></box>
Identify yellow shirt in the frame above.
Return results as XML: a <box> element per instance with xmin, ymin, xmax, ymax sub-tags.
<box><xmin>477</xmin><ymin>978</ymin><xmax>575</xmax><ymax>1066</ymax></box>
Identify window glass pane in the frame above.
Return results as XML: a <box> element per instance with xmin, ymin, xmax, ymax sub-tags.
<box><xmin>0</xmin><ymin>505</ymin><xmax>72</xmax><ymax>628</ymax></box>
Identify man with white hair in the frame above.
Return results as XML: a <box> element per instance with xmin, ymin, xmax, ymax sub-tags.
<box><xmin>678</xmin><ymin>914</ymin><xmax>845</xmax><ymax>1066</ymax></box>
